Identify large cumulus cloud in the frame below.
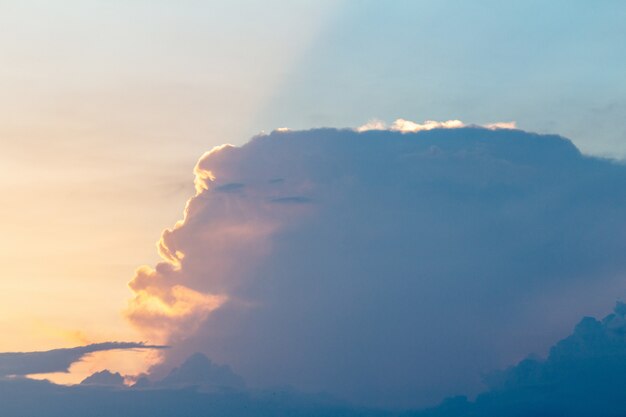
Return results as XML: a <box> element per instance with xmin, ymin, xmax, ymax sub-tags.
<box><xmin>126</xmin><ymin>126</ymin><xmax>626</xmax><ymax>408</ymax></box>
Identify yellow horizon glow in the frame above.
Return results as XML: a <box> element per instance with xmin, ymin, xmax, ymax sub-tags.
<box><xmin>27</xmin><ymin>348</ymin><xmax>164</xmax><ymax>386</ymax></box>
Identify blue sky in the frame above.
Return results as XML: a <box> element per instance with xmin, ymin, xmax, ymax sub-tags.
<box><xmin>259</xmin><ymin>0</ymin><xmax>626</xmax><ymax>157</ymax></box>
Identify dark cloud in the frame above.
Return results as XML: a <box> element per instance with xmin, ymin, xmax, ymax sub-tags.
<box><xmin>126</xmin><ymin>127</ymin><xmax>626</xmax><ymax>408</ymax></box>
<box><xmin>0</xmin><ymin>377</ymin><xmax>390</xmax><ymax>417</ymax></box>
<box><xmin>416</xmin><ymin>303</ymin><xmax>626</xmax><ymax>416</ymax></box>
<box><xmin>153</xmin><ymin>352</ymin><xmax>246</xmax><ymax>391</ymax></box>
<box><xmin>80</xmin><ymin>370</ymin><xmax>125</xmax><ymax>387</ymax></box>
<box><xmin>6</xmin><ymin>324</ymin><xmax>626</xmax><ymax>417</ymax></box>
<box><xmin>0</xmin><ymin>342</ymin><xmax>166</xmax><ymax>377</ymax></box>
<box><xmin>0</xmin><ymin>352</ymin><xmax>386</xmax><ymax>417</ymax></box>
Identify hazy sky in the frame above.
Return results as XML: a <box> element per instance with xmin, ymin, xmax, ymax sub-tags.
<box><xmin>0</xmin><ymin>0</ymin><xmax>336</xmax><ymax>354</ymax></box>
<box><xmin>1</xmin><ymin>0</ymin><xmax>625</xmax><ymax>388</ymax></box>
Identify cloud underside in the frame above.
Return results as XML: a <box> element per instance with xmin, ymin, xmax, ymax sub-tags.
<box><xmin>126</xmin><ymin>126</ymin><xmax>626</xmax><ymax>408</ymax></box>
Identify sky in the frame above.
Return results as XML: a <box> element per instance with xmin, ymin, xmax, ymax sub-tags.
<box><xmin>0</xmin><ymin>0</ymin><xmax>337</xmax><ymax>353</ymax></box>
<box><xmin>1</xmin><ymin>0</ymin><xmax>626</xmax><ymax>413</ymax></box>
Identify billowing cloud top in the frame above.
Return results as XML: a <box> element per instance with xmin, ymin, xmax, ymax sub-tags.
<box><xmin>356</xmin><ymin>118</ymin><xmax>516</xmax><ymax>132</ymax></box>
<box><xmin>126</xmin><ymin>126</ymin><xmax>626</xmax><ymax>408</ymax></box>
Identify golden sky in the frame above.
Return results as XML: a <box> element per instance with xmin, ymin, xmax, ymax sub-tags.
<box><xmin>0</xmin><ymin>1</ymin><xmax>335</xmax><ymax>381</ymax></box>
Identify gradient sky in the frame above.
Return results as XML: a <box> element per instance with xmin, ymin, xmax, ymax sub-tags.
<box><xmin>0</xmin><ymin>0</ymin><xmax>336</xmax><ymax>353</ymax></box>
<box><xmin>1</xmin><ymin>0</ymin><xmax>625</xmax><ymax>383</ymax></box>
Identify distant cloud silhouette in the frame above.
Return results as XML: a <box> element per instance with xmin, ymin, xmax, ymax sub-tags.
<box><xmin>0</xmin><ymin>342</ymin><xmax>166</xmax><ymax>377</ymax></box>
<box><xmin>126</xmin><ymin>126</ymin><xmax>626</xmax><ymax>408</ymax></box>
<box><xmin>416</xmin><ymin>303</ymin><xmax>626</xmax><ymax>416</ymax></box>
<box><xmin>153</xmin><ymin>352</ymin><xmax>246</xmax><ymax>391</ymax></box>
<box><xmin>0</xmin><ymin>376</ymin><xmax>379</xmax><ymax>417</ymax></box>
<box><xmin>80</xmin><ymin>370</ymin><xmax>125</xmax><ymax>387</ymax></box>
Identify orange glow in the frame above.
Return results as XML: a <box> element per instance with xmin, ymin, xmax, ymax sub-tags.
<box><xmin>27</xmin><ymin>348</ymin><xmax>161</xmax><ymax>386</ymax></box>
<box><xmin>126</xmin><ymin>276</ymin><xmax>227</xmax><ymax>343</ymax></box>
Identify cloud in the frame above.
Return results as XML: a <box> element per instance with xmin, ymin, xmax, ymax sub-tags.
<box><xmin>417</xmin><ymin>303</ymin><xmax>626</xmax><ymax>416</ymax></box>
<box><xmin>127</xmin><ymin>270</ymin><xmax>226</xmax><ymax>343</ymax></box>
<box><xmin>0</xmin><ymin>342</ymin><xmax>166</xmax><ymax>378</ymax></box>
<box><xmin>0</xmin><ymin>376</ymin><xmax>382</xmax><ymax>417</ymax></box>
<box><xmin>356</xmin><ymin>118</ymin><xmax>516</xmax><ymax>132</ymax></box>
<box><xmin>355</xmin><ymin>118</ymin><xmax>387</xmax><ymax>132</ymax></box>
<box><xmin>6</xmin><ymin>317</ymin><xmax>626</xmax><ymax>417</ymax></box>
<box><xmin>126</xmin><ymin>126</ymin><xmax>626</xmax><ymax>408</ymax></box>
<box><xmin>80</xmin><ymin>370</ymin><xmax>125</xmax><ymax>387</ymax></box>
<box><xmin>152</xmin><ymin>352</ymin><xmax>246</xmax><ymax>391</ymax></box>
<box><xmin>483</xmin><ymin>121</ymin><xmax>517</xmax><ymax>130</ymax></box>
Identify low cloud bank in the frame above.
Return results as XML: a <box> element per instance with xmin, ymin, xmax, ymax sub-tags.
<box><xmin>0</xmin><ymin>342</ymin><xmax>165</xmax><ymax>377</ymax></box>
<box><xmin>5</xmin><ymin>320</ymin><xmax>626</xmax><ymax>417</ymax></box>
<box><xmin>0</xmin><ymin>377</ymin><xmax>387</xmax><ymax>417</ymax></box>
<box><xmin>126</xmin><ymin>126</ymin><xmax>626</xmax><ymax>408</ymax></box>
